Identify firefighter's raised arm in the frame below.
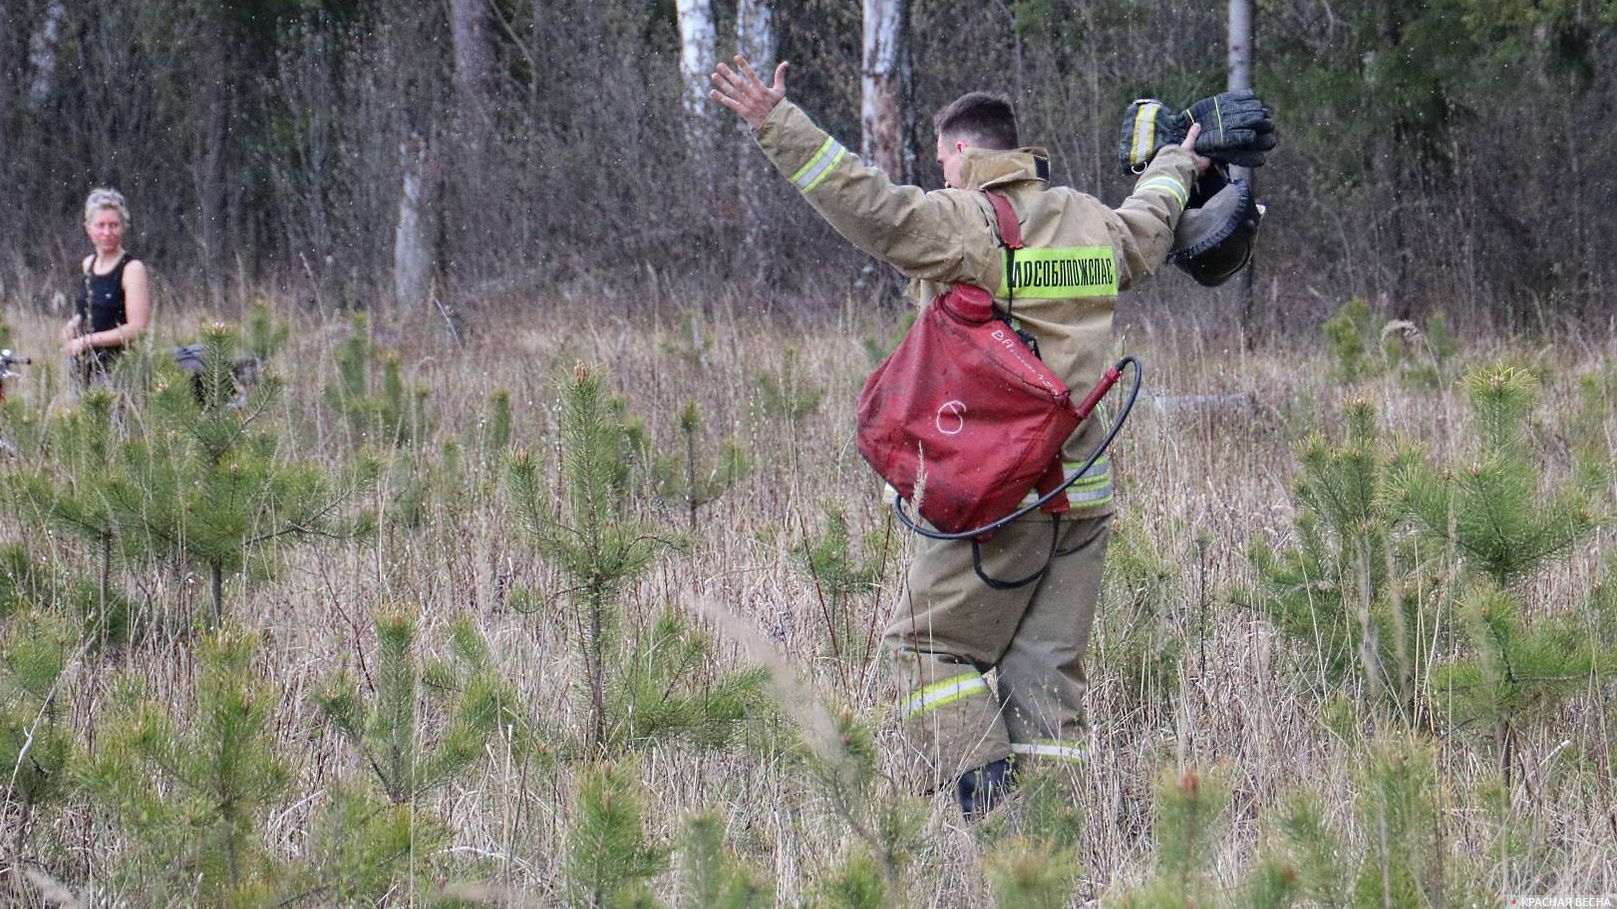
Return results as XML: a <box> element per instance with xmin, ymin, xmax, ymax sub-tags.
<box><xmin>708</xmin><ymin>56</ymin><xmax>979</xmax><ymax>285</ymax></box>
<box><xmin>710</xmin><ymin>55</ymin><xmax>788</xmax><ymax>130</ymax></box>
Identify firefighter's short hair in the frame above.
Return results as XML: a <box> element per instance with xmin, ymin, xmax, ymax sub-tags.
<box><xmin>933</xmin><ymin>92</ymin><xmax>1019</xmax><ymax>150</ymax></box>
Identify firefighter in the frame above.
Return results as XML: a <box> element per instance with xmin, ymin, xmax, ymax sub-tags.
<box><xmin>711</xmin><ymin>56</ymin><xmax>1207</xmax><ymax>817</ymax></box>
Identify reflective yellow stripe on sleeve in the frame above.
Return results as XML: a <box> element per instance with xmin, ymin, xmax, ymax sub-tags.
<box><xmin>791</xmin><ymin>136</ymin><xmax>847</xmax><ymax>193</ymax></box>
<box><xmin>1136</xmin><ymin>175</ymin><xmax>1188</xmax><ymax>207</ymax></box>
<box><xmin>1011</xmin><ymin>739</ymin><xmax>1089</xmax><ymax>764</ymax></box>
<box><xmin>901</xmin><ymin>671</ymin><xmax>990</xmax><ymax>718</ymax></box>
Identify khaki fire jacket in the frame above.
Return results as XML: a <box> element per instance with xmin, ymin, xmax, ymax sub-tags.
<box><xmin>754</xmin><ymin>100</ymin><xmax>1197</xmax><ymax>515</ymax></box>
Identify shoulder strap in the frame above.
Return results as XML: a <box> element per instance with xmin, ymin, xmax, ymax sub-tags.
<box><xmin>983</xmin><ymin>190</ymin><xmax>1023</xmax><ymax>320</ymax></box>
<box><xmin>982</xmin><ymin>191</ymin><xmax>1022</xmax><ymax>251</ymax></box>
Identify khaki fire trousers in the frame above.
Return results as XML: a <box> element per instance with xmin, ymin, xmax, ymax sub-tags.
<box><xmin>884</xmin><ymin>511</ymin><xmax>1111</xmax><ymax>790</ymax></box>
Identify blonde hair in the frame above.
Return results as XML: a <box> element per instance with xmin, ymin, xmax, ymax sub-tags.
<box><xmin>84</xmin><ymin>187</ymin><xmax>131</xmax><ymax>226</ymax></box>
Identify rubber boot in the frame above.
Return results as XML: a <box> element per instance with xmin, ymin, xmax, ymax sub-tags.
<box><xmin>956</xmin><ymin>758</ymin><xmax>1014</xmax><ymax>820</ymax></box>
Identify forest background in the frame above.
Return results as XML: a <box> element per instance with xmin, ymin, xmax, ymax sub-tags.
<box><xmin>4</xmin><ymin>0</ymin><xmax>1617</xmax><ymax>906</ymax></box>
<box><xmin>2</xmin><ymin>0</ymin><xmax>1615</xmax><ymax>334</ymax></box>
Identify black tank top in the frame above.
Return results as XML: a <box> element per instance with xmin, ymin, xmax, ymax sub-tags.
<box><xmin>78</xmin><ymin>253</ymin><xmax>132</xmax><ymax>333</ymax></box>
<box><xmin>75</xmin><ymin>253</ymin><xmax>135</xmax><ymax>379</ymax></box>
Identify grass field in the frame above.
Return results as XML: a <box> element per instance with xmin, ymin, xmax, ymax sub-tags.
<box><xmin>1</xmin><ymin>294</ymin><xmax>1614</xmax><ymax>907</ymax></box>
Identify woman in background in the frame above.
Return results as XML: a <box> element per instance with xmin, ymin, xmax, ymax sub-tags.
<box><xmin>62</xmin><ymin>188</ymin><xmax>150</xmax><ymax>384</ymax></box>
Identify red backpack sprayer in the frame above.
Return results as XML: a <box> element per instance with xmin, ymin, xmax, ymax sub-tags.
<box><xmin>855</xmin><ymin>191</ymin><xmax>1142</xmax><ymax>589</ymax></box>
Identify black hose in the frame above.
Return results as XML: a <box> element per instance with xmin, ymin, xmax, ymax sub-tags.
<box><xmin>893</xmin><ymin>355</ymin><xmax>1143</xmax><ymax>541</ymax></box>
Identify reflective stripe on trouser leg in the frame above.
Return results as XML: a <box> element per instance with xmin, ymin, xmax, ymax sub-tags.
<box><xmin>885</xmin><ymin>514</ymin><xmax>1096</xmax><ymax>791</ymax></box>
<box><xmin>894</xmin><ymin>671</ymin><xmax>999</xmax><ymax>791</ymax></box>
<box><xmin>885</xmin><ymin>650</ymin><xmax>1008</xmax><ymax>793</ymax></box>
<box><xmin>901</xmin><ymin>672</ymin><xmax>990</xmax><ymax>718</ymax></box>
<box><xmin>997</xmin><ymin>514</ymin><xmax>1111</xmax><ymax>753</ymax></box>
<box><xmin>1011</xmin><ymin>739</ymin><xmax>1089</xmax><ymax>764</ymax></box>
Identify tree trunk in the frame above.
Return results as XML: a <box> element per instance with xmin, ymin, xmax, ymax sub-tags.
<box><xmin>450</xmin><ymin>0</ymin><xmax>497</xmax><ymax>124</ymax></box>
<box><xmin>861</xmin><ymin>0</ymin><xmax>910</xmax><ymax>182</ymax></box>
<box><xmin>675</xmin><ymin>0</ymin><xmax>716</xmax><ymax>130</ymax></box>
<box><xmin>393</xmin><ymin>128</ymin><xmax>435</xmax><ymax>311</ymax></box>
<box><xmin>1226</xmin><ymin>0</ymin><xmax>1253</xmax><ymax>93</ymax></box>
<box><xmin>587</xmin><ymin>591</ymin><xmax>607</xmax><ymax>753</ymax></box>
<box><xmin>1373</xmin><ymin>0</ymin><xmax>1412</xmax><ymax>320</ymax></box>
<box><xmin>191</xmin><ymin>37</ymin><xmax>233</xmax><ymax>309</ymax></box>
<box><xmin>446</xmin><ymin>0</ymin><xmax>495</xmax><ymax>336</ymax></box>
<box><xmin>25</xmin><ymin>1</ymin><xmax>67</xmax><ymax>110</ymax></box>
<box><xmin>684</xmin><ymin>419</ymin><xmax>699</xmax><ymax>530</ymax></box>
<box><xmin>736</xmin><ymin>0</ymin><xmax>774</xmax><ymax>280</ymax></box>
<box><xmin>197</xmin><ymin>106</ymin><xmax>230</xmax><ymax>309</ymax></box>
<box><xmin>1227</xmin><ymin>0</ymin><xmax>1259</xmax><ymax>347</ymax></box>
<box><xmin>100</xmin><ymin>532</ymin><xmax>111</xmax><ymax>628</ymax></box>
<box><xmin>211</xmin><ymin>562</ymin><xmax>224</xmax><ymax>626</ymax></box>
<box><xmin>737</xmin><ymin>0</ymin><xmax>774</xmax><ymax>65</ymax></box>
<box><xmin>0</xmin><ymin>9</ymin><xmax>10</xmax><ymax>171</ymax></box>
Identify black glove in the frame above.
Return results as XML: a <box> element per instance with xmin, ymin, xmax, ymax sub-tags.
<box><xmin>1183</xmin><ymin>89</ymin><xmax>1275</xmax><ymax>167</ymax></box>
<box><xmin>1118</xmin><ymin>90</ymin><xmax>1276</xmax><ymax>171</ymax></box>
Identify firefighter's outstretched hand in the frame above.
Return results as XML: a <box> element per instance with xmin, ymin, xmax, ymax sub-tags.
<box><xmin>711</xmin><ymin>55</ymin><xmax>787</xmax><ymax>130</ymax></box>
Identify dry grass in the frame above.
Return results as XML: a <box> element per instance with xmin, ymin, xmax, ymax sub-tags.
<box><xmin>2</xmin><ymin>291</ymin><xmax>1615</xmax><ymax>906</ymax></box>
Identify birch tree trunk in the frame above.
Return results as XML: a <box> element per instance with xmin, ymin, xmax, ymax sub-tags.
<box><xmin>737</xmin><ymin>0</ymin><xmax>774</xmax><ymax>74</ymax></box>
<box><xmin>394</xmin><ymin>129</ymin><xmax>434</xmax><ymax>310</ymax></box>
<box><xmin>450</xmin><ymin>0</ymin><xmax>496</xmax><ymax>125</ymax></box>
<box><xmin>446</xmin><ymin>0</ymin><xmax>495</xmax><ymax>327</ymax></box>
<box><xmin>1227</xmin><ymin>0</ymin><xmax>1253</xmax><ymax>107</ymax></box>
<box><xmin>737</xmin><ymin>0</ymin><xmax>773</xmax><ymax>73</ymax></box>
<box><xmin>675</xmin><ymin>0</ymin><xmax>716</xmax><ymax>132</ymax></box>
<box><xmin>26</xmin><ymin>1</ymin><xmax>66</xmax><ymax>109</ymax></box>
<box><xmin>737</xmin><ymin>0</ymin><xmax>774</xmax><ymax>278</ymax></box>
<box><xmin>862</xmin><ymin>0</ymin><xmax>909</xmax><ymax>182</ymax></box>
<box><xmin>1227</xmin><ymin>0</ymin><xmax>1258</xmax><ymax>346</ymax></box>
